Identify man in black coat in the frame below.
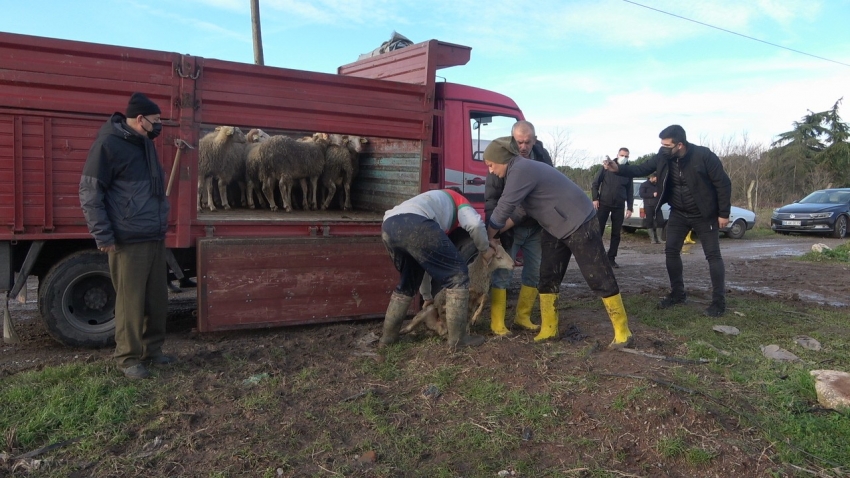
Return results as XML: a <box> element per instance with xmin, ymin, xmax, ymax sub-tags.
<box><xmin>592</xmin><ymin>148</ymin><xmax>634</xmax><ymax>268</ymax></box>
<box><xmin>603</xmin><ymin>125</ymin><xmax>732</xmax><ymax>317</ymax></box>
<box><xmin>639</xmin><ymin>174</ymin><xmax>662</xmax><ymax>244</ymax></box>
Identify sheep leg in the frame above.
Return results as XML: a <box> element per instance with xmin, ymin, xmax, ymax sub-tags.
<box><xmin>343</xmin><ymin>178</ymin><xmax>352</xmax><ymax>211</ymax></box>
<box><xmin>400</xmin><ymin>305</ymin><xmax>437</xmax><ymax>335</ymax></box>
<box><xmin>298</xmin><ymin>178</ymin><xmax>310</xmax><ymax>210</ymax></box>
<box><xmin>279</xmin><ymin>177</ymin><xmax>293</xmax><ymax>212</ymax></box>
<box><xmin>217</xmin><ymin>177</ymin><xmax>231</xmax><ymax>210</ymax></box>
<box><xmin>263</xmin><ymin>177</ymin><xmax>279</xmax><ymax>212</ymax></box>
<box><xmin>238</xmin><ymin>181</ymin><xmax>247</xmax><ymax>207</ymax></box>
<box><xmin>197</xmin><ymin>177</ymin><xmax>204</xmax><ymax>212</ymax></box>
<box><xmin>469</xmin><ymin>293</ymin><xmax>487</xmax><ymax>326</ymax></box>
<box><xmin>205</xmin><ymin>176</ymin><xmax>217</xmax><ymax>212</ymax></box>
<box><xmin>310</xmin><ymin>175</ymin><xmax>320</xmax><ymax>210</ymax></box>
<box><xmin>321</xmin><ymin>182</ymin><xmax>336</xmax><ymax>210</ymax></box>
<box><xmin>246</xmin><ymin>181</ymin><xmax>256</xmax><ymax>209</ymax></box>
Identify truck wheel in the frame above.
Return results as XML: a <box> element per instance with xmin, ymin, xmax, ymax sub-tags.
<box><xmin>725</xmin><ymin>219</ymin><xmax>747</xmax><ymax>239</ymax></box>
<box><xmin>622</xmin><ymin>226</ymin><xmax>636</xmax><ymax>234</ymax></box>
<box><xmin>38</xmin><ymin>250</ymin><xmax>116</xmax><ymax>348</ymax></box>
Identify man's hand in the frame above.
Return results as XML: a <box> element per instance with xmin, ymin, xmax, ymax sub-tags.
<box><xmin>592</xmin><ymin>200</ymin><xmax>599</xmax><ymax>210</ymax></box>
<box><xmin>99</xmin><ymin>245</ymin><xmax>116</xmax><ymax>253</ymax></box>
<box><xmin>602</xmin><ymin>159</ymin><xmax>619</xmax><ymax>172</ymax></box>
<box><xmin>482</xmin><ymin>246</ymin><xmax>496</xmax><ymax>264</ymax></box>
<box><xmin>718</xmin><ymin>217</ymin><xmax>730</xmax><ymax>229</ymax></box>
<box><xmin>489</xmin><ymin>238</ymin><xmax>501</xmax><ymax>250</ymax></box>
<box><xmin>625</xmin><ymin>210</ymin><xmax>633</xmax><ymax>219</ymax></box>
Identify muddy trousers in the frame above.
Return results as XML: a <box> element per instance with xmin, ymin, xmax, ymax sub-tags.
<box><xmin>664</xmin><ymin>210</ymin><xmax>725</xmax><ymax>305</ymax></box>
<box><xmin>381</xmin><ymin>214</ymin><xmax>469</xmax><ymax>297</ymax></box>
<box><xmin>108</xmin><ymin>240</ymin><xmax>168</xmax><ymax>367</ymax></box>
<box><xmin>538</xmin><ymin>217</ymin><xmax>619</xmax><ymax>298</ymax></box>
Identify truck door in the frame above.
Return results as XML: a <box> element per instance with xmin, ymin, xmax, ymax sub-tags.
<box><xmin>462</xmin><ymin>109</ymin><xmax>520</xmax><ymax>206</ymax></box>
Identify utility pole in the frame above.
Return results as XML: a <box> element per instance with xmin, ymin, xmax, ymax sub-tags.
<box><xmin>251</xmin><ymin>0</ymin><xmax>264</xmax><ymax>65</ymax></box>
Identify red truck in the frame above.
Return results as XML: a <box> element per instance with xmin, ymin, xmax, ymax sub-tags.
<box><xmin>0</xmin><ymin>31</ymin><xmax>525</xmax><ymax>347</ymax></box>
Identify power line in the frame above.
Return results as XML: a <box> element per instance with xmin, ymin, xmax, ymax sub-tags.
<box><xmin>622</xmin><ymin>0</ymin><xmax>850</xmax><ymax>68</ymax></box>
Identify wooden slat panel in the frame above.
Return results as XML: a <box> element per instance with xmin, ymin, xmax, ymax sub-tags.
<box><xmin>197</xmin><ymin>236</ymin><xmax>399</xmax><ymax>331</ymax></box>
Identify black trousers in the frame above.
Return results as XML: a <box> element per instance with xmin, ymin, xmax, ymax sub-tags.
<box><xmin>644</xmin><ymin>201</ymin><xmax>663</xmax><ymax>229</ymax></box>
<box><xmin>538</xmin><ymin>217</ymin><xmax>619</xmax><ymax>298</ymax></box>
<box><xmin>596</xmin><ymin>204</ymin><xmax>624</xmax><ymax>260</ymax></box>
<box><xmin>664</xmin><ymin>210</ymin><xmax>725</xmax><ymax>304</ymax></box>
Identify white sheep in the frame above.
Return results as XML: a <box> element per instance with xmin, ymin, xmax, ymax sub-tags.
<box><xmin>321</xmin><ymin>134</ymin><xmax>368</xmax><ymax>210</ymax></box>
<box><xmin>256</xmin><ymin>133</ymin><xmax>327</xmax><ymax>212</ymax></box>
<box><xmin>243</xmin><ymin>128</ymin><xmax>271</xmax><ymax>209</ymax></box>
<box><xmin>197</xmin><ymin>126</ymin><xmax>247</xmax><ymax>212</ymax></box>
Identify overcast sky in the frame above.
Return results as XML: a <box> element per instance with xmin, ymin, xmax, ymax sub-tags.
<box><xmin>3</xmin><ymin>0</ymin><xmax>848</xmax><ymax>166</ymax></box>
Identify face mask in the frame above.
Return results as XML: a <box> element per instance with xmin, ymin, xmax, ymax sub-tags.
<box><xmin>147</xmin><ymin>122</ymin><xmax>162</xmax><ymax>140</ymax></box>
<box><xmin>659</xmin><ymin>145</ymin><xmax>674</xmax><ymax>158</ymax></box>
<box><xmin>617</xmin><ymin>155</ymin><xmax>628</xmax><ymax>162</ymax></box>
<box><xmin>143</xmin><ymin>116</ymin><xmax>162</xmax><ymax>139</ymax></box>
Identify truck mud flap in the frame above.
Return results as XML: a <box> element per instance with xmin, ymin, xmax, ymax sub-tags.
<box><xmin>196</xmin><ymin>236</ymin><xmax>397</xmax><ymax>332</ymax></box>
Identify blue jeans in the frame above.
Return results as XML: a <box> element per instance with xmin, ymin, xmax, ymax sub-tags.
<box><xmin>491</xmin><ymin>224</ymin><xmax>542</xmax><ymax>289</ymax></box>
<box><xmin>382</xmin><ymin>214</ymin><xmax>469</xmax><ymax>297</ymax></box>
<box><xmin>664</xmin><ymin>210</ymin><xmax>725</xmax><ymax>304</ymax></box>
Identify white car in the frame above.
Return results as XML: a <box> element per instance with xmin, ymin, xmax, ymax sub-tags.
<box><xmin>622</xmin><ymin>178</ymin><xmax>756</xmax><ymax>239</ymax></box>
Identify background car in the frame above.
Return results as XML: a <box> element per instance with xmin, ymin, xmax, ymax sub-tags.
<box><xmin>621</xmin><ymin>178</ymin><xmax>756</xmax><ymax>239</ymax></box>
<box><xmin>770</xmin><ymin>188</ymin><xmax>850</xmax><ymax>239</ymax></box>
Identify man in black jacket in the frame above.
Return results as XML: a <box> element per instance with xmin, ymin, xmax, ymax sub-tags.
<box><xmin>592</xmin><ymin>148</ymin><xmax>634</xmax><ymax>268</ymax></box>
<box><xmin>639</xmin><ymin>174</ymin><xmax>662</xmax><ymax>244</ymax></box>
<box><xmin>603</xmin><ymin>125</ymin><xmax>731</xmax><ymax>317</ymax></box>
<box><xmin>79</xmin><ymin>92</ymin><xmax>173</xmax><ymax>379</ymax></box>
<box><xmin>484</xmin><ymin>121</ymin><xmax>553</xmax><ymax>336</ymax></box>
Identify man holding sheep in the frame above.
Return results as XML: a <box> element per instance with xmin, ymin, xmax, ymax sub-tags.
<box><xmin>484</xmin><ymin>137</ymin><xmax>634</xmax><ymax>349</ymax></box>
<box><xmin>379</xmin><ymin>189</ymin><xmax>496</xmax><ymax>350</ymax></box>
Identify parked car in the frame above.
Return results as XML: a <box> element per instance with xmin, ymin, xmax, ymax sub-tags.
<box><xmin>770</xmin><ymin>188</ymin><xmax>850</xmax><ymax>238</ymax></box>
<box><xmin>621</xmin><ymin>178</ymin><xmax>756</xmax><ymax>239</ymax></box>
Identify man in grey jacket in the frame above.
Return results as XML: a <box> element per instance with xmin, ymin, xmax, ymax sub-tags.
<box><xmin>79</xmin><ymin>92</ymin><xmax>173</xmax><ymax>379</ymax></box>
<box><xmin>484</xmin><ymin>137</ymin><xmax>633</xmax><ymax>348</ymax></box>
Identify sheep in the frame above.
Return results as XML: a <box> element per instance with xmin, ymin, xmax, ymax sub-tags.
<box><xmin>321</xmin><ymin>134</ymin><xmax>368</xmax><ymax>210</ymax></box>
<box><xmin>256</xmin><ymin>133</ymin><xmax>327</xmax><ymax>212</ymax></box>
<box><xmin>243</xmin><ymin>128</ymin><xmax>272</xmax><ymax>209</ymax></box>
<box><xmin>197</xmin><ymin>126</ymin><xmax>247</xmax><ymax>212</ymax></box>
<box><xmin>400</xmin><ymin>244</ymin><xmax>515</xmax><ymax>338</ymax></box>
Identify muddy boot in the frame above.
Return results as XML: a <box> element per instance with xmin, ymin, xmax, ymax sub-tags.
<box><xmin>534</xmin><ymin>293</ymin><xmax>559</xmax><ymax>342</ymax></box>
<box><xmin>649</xmin><ymin>228</ymin><xmax>660</xmax><ymax>244</ymax></box>
<box><xmin>446</xmin><ymin>288</ymin><xmax>485</xmax><ymax>349</ymax></box>
<box><xmin>513</xmin><ymin>285</ymin><xmax>540</xmax><ymax>331</ymax></box>
<box><xmin>489</xmin><ymin>288</ymin><xmax>509</xmax><ymax>336</ymax></box>
<box><xmin>378</xmin><ymin>292</ymin><xmax>413</xmax><ymax>349</ymax></box>
<box><xmin>602</xmin><ymin>293</ymin><xmax>634</xmax><ymax>349</ymax></box>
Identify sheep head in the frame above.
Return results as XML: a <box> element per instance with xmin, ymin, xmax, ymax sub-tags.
<box><xmin>245</xmin><ymin>128</ymin><xmax>270</xmax><ymax>143</ymax></box>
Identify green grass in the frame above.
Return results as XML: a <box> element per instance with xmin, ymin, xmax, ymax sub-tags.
<box><xmin>3</xmin><ymin>293</ymin><xmax>850</xmax><ymax>476</ymax></box>
<box><xmin>799</xmin><ymin>240</ymin><xmax>850</xmax><ymax>263</ymax></box>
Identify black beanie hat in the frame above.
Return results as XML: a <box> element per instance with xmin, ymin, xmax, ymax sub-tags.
<box><xmin>125</xmin><ymin>92</ymin><xmax>161</xmax><ymax>118</ymax></box>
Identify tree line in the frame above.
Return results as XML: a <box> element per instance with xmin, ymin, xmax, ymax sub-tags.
<box><xmin>548</xmin><ymin>98</ymin><xmax>850</xmax><ymax>210</ymax></box>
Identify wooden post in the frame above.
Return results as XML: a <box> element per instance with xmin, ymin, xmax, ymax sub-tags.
<box><xmin>251</xmin><ymin>0</ymin><xmax>264</xmax><ymax>66</ymax></box>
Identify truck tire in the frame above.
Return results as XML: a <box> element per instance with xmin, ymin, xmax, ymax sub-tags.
<box><xmin>725</xmin><ymin>219</ymin><xmax>747</xmax><ymax>239</ymax></box>
<box><xmin>622</xmin><ymin>226</ymin><xmax>637</xmax><ymax>234</ymax></box>
<box><xmin>38</xmin><ymin>250</ymin><xmax>116</xmax><ymax>348</ymax></box>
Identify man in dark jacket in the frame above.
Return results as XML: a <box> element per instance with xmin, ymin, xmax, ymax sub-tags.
<box><xmin>603</xmin><ymin>125</ymin><xmax>732</xmax><ymax>317</ymax></box>
<box><xmin>592</xmin><ymin>148</ymin><xmax>634</xmax><ymax>268</ymax></box>
<box><xmin>484</xmin><ymin>121</ymin><xmax>553</xmax><ymax>336</ymax></box>
<box><xmin>79</xmin><ymin>92</ymin><xmax>173</xmax><ymax>379</ymax></box>
<box><xmin>485</xmin><ymin>137</ymin><xmax>633</xmax><ymax>349</ymax></box>
<box><xmin>639</xmin><ymin>174</ymin><xmax>662</xmax><ymax>244</ymax></box>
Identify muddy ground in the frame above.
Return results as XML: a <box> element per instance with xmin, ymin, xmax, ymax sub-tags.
<box><xmin>1</xmin><ymin>232</ymin><xmax>848</xmax><ymax>477</ymax></box>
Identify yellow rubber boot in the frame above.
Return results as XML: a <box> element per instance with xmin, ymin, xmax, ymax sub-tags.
<box><xmin>489</xmin><ymin>288</ymin><xmax>509</xmax><ymax>336</ymax></box>
<box><xmin>534</xmin><ymin>293</ymin><xmax>559</xmax><ymax>342</ymax></box>
<box><xmin>602</xmin><ymin>293</ymin><xmax>634</xmax><ymax>349</ymax></box>
<box><xmin>684</xmin><ymin>231</ymin><xmax>696</xmax><ymax>244</ymax></box>
<box><xmin>513</xmin><ymin>285</ymin><xmax>540</xmax><ymax>331</ymax></box>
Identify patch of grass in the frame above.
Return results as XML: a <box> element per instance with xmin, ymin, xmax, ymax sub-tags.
<box><xmin>799</xmin><ymin>241</ymin><xmax>850</xmax><ymax>263</ymax></box>
<box><xmin>686</xmin><ymin>447</ymin><xmax>718</xmax><ymax>465</ymax></box>
<box><xmin>655</xmin><ymin>434</ymin><xmax>686</xmax><ymax>458</ymax></box>
<box><xmin>0</xmin><ymin>362</ymin><xmax>153</xmax><ymax>451</ymax></box>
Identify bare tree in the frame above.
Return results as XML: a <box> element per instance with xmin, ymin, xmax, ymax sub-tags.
<box><xmin>542</xmin><ymin>127</ymin><xmax>589</xmax><ymax>167</ymax></box>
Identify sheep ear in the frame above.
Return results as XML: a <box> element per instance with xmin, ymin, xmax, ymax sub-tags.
<box><xmin>225</xmin><ymin>127</ymin><xmax>233</xmax><ymax>136</ymax></box>
<box><xmin>214</xmin><ymin>126</ymin><xmax>222</xmax><ymax>132</ymax></box>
